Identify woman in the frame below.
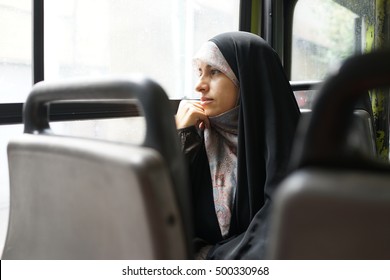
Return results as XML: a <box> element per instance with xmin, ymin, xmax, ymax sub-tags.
<box><xmin>176</xmin><ymin>31</ymin><xmax>300</xmax><ymax>259</ymax></box>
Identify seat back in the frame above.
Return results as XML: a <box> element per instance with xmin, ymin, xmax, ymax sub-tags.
<box><xmin>2</xmin><ymin>76</ymin><xmax>192</xmax><ymax>259</ymax></box>
<box><xmin>349</xmin><ymin>109</ymin><xmax>377</xmax><ymax>157</ymax></box>
<box><xmin>300</xmin><ymin>109</ymin><xmax>376</xmax><ymax>158</ymax></box>
<box><xmin>269</xmin><ymin>168</ymin><xmax>390</xmax><ymax>259</ymax></box>
<box><xmin>268</xmin><ymin>51</ymin><xmax>390</xmax><ymax>259</ymax></box>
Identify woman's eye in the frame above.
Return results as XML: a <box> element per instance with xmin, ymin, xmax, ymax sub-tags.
<box><xmin>210</xmin><ymin>69</ymin><xmax>221</xmax><ymax>75</ymax></box>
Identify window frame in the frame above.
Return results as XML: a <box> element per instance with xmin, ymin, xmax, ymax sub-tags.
<box><xmin>261</xmin><ymin>0</ymin><xmax>318</xmax><ymax>93</ymax></box>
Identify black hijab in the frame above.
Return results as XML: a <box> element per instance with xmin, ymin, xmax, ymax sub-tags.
<box><xmin>206</xmin><ymin>31</ymin><xmax>300</xmax><ymax>259</ymax></box>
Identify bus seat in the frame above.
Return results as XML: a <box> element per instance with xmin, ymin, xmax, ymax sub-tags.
<box><xmin>268</xmin><ymin>168</ymin><xmax>390</xmax><ymax>259</ymax></box>
<box><xmin>268</xmin><ymin>50</ymin><xmax>390</xmax><ymax>259</ymax></box>
<box><xmin>300</xmin><ymin>109</ymin><xmax>376</xmax><ymax>158</ymax></box>
<box><xmin>349</xmin><ymin>109</ymin><xmax>376</xmax><ymax>157</ymax></box>
<box><xmin>2</xmin><ymin>77</ymin><xmax>192</xmax><ymax>259</ymax></box>
<box><xmin>5</xmin><ymin>135</ymin><xmax>186</xmax><ymax>259</ymax></box>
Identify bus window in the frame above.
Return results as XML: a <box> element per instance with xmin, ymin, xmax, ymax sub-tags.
<box><xmin>0</xmin><ymin>0</ymin><xmax>32</xmax><ymax>103</ymax></box>
<box><xmin>291</xmin><ymin>0</ymin><xmax>375</xmax><ymax>109</ymax></box>
<box><xmin>292</xmin><ymin>0</ymin><xmax>359</xmax><ymax>81</ymax></box>
<box><xmin>50</xmin><ymin>116</ymin><xmax>146</xmax><ymax>145</ymax></box>
<box><xmin>43</xmin><ymin>0</ymin><xmax>239</xmax><ymax>146</ymax></box>
<box><xmin>44</xmin><ymin>0</ymin><xmax>240</xmax><ymax>99</ymax></box>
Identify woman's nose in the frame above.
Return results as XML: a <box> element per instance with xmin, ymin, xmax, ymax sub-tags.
<box><xmin>195</xmin><ymin>76</ymin><xmax>209</xmax><ymax>93</ymax></box>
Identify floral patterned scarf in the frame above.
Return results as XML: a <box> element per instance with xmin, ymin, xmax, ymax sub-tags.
<box><xmin>204</xmin><ymin>106</ymin><xmax>238</xmax><ymax>237</ymax></box>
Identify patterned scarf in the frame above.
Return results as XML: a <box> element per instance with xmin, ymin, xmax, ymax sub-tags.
<box><xmin>204</xmin><ymin>106</ymin><xmax>238</xmax><ymax>237</ymax></box>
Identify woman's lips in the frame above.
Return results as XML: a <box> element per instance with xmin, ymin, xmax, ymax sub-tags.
<box><xmin>200</xmin><ymin>97</ymin><xmax>213</xmax><ymax>106</ymax></box>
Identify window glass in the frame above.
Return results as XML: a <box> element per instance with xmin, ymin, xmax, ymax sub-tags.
<box><xmin>45</xmin><ymin>0</ymin><xmax>240</xmax><ymax>98</ymax></box>
<box><xmin>292</xmin><ymin>0</ymin><xmax>360</xmax><ymax>81</ymax></box>
<box><xmin>50</xmin><ymin>117</ymin><xmax>145</xmax><ymax>145</ymax></box>
<box><xmin>0</xmin><ymin>0</ymin><xmax>32</xmax><ymax>103</ymax></box>
<box><xmin>291</xmin><ymin>0</ymin><xmax>375</xmax><ymax>109</ymax></box>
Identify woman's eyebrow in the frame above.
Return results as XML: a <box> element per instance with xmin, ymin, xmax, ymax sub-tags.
<box><xmin>198</xmin><ymin>63</ymin><xmax>212</xmax><ymax>69</ymax></box>
<box><xmin>197</xmin><ymin>64</ymin><xmax>213</xmax><ymax>72</ymax></box>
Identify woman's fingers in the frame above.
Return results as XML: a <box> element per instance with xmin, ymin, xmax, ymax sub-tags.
<box><xmin>176</xmin><ymin>100</ymin><xmax>209</xmax><ymax>129</ymax></box>
<box><xmin>198</xmin><ymin>117</ymin><xmax>210</xmax><ymax>130</ymax></box>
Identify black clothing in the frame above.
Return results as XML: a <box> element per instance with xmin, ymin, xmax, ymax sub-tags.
<box><xmin>178</xmin><ymin>126</ymin><xmax>222</xmax><ymax>243</ymax></box>
<box><xmin>180</xmin><ymin>32</ymin><xmax>300</xmax><ymax>259</ymax></box>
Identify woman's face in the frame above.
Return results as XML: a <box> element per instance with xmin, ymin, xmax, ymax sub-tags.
<box><xmin>195</xmin><ymin>60</ymin><xmax>239</xmax><ymax>117</ymax></box>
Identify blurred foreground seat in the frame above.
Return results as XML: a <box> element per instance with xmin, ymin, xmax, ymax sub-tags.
<box><xmin>2</xmin><ymin>77</ymin><xmax>192</xmax><ymax>259</ymax></box>
<box><xmin>268</xmin><ymin>50</ymin><xmax>390</xmax><ymax>259</ymax></box>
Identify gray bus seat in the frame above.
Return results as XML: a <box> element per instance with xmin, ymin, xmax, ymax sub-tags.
<box><xmin>268</xmin><ymin>50</ymin><xmax>390</xmax><ymax>259</ymax></box>
<box><xmin>268</xmin><ymin>168</ymin><xmax>390</xmax><ymax>259</ymax></box>
<box><xmin>300</xmin><ymin>109</ymin><xmax>376</xmax><ymax>158</ymax></box>
<box><xmin>5</xmin><ymin>135</ymin><xmax>185</xmax><ymax>259</ymax></box>
<box><xmin>2</xmin><ymin>76</ymin><xmax>192</xmax><ymax>259</ymax></box>
<box><xmin>349</xmin><ymin>109</ymin><xmax>377</xmax><ymax>157</ymax></box>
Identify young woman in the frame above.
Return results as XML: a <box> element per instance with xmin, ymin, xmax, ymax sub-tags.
<box><xmin>176</xmin><ymin>31</ymin><xmax>300</xmax><ymax>259</ymax></box>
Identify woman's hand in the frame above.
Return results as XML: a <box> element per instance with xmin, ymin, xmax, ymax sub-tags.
<box><xmin>175</xmin><ymin>100</ymin><xmax>210</xmax><ymax>130</ymax></box>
